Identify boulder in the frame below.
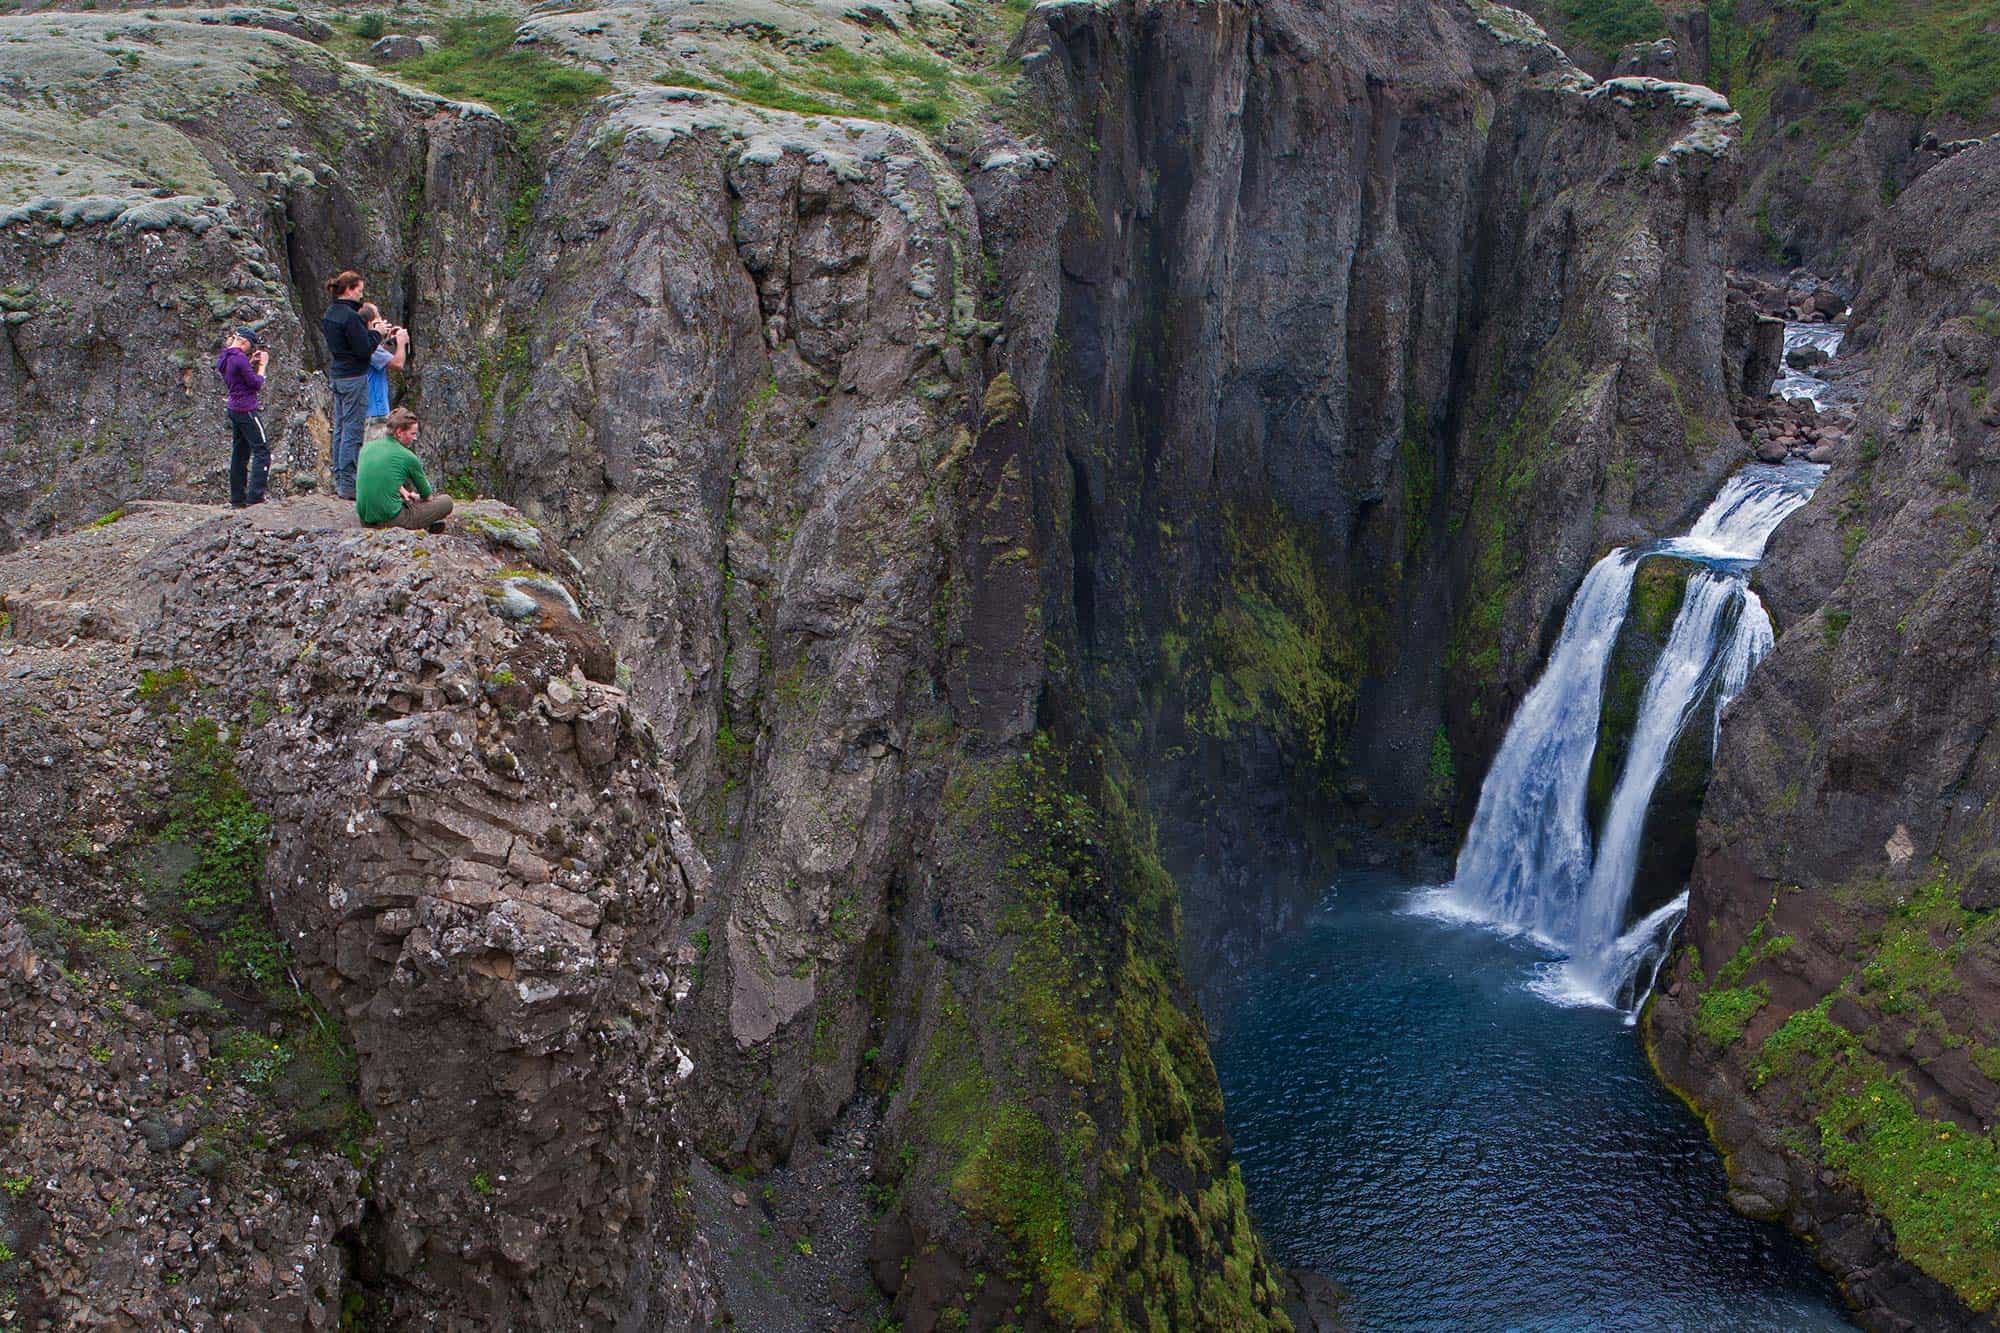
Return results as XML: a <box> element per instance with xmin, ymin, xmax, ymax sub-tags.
<box><xmin>369</xmin><ymin>33</ymin><xmax>433</xmax><ymax>62</ymax></box>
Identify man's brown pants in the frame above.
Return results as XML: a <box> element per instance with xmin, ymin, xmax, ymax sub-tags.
<box><xmin>384</xmin><ymin>495</ymin><xmax>454</xmax><ymax>529</ymax></box>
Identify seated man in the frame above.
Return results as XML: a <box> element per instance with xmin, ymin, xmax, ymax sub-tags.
<box><xmin>355</xmin><ymin>407</ymin><xmax>453</xmax><ymax>531</ymax></box>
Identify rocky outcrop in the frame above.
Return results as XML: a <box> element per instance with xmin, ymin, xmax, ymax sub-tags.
<box><xmin>1649</xmin><ymin>137</ymin><xmax>2000</xmax><ymax>1332</ymax></box>
<box><xmin>1517</xmin><ymin>0</ymin><xmax>2000</xmax><ymax>277</ymax></box>
<box><xmin>0</xmin><ymin>12</ymin><xmax>516</xmax><ymax>549</ymax></box>
<box><xmin>0</xmin><ymin>500</ymin><xmax>718</xmax><ymax>1327</ymax></box>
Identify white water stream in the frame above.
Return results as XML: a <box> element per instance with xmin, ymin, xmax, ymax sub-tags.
<box><xmin>1774</xmin><ymin>321</ymin><xmax>1844</xmax><ymax>411</ymax></box>
<box><xmin>1417</xmin><ymin>461</ymin><xmax>1824</xmax><ymax>1017</ymax></box>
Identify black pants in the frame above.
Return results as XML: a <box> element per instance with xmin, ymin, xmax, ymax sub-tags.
<box><xmin>228</xmin><ymin>410</ymin><xmax>269</xmax><ymax>507</ymax></box>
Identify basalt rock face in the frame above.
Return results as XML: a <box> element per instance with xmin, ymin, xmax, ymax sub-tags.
<box><xmin>1649</xmin><ymin>140</ymin><xmax>2000</xmax><ymax>1332</ymax></box>
<box><xmin>0</xmin><ymin>501</ymin><xmax>719</xmax><ymax>1328</ymax></box>
<box><xmin>985</xmin><ymin>1</ymin><xmax>1743</xmax><ymax>977</ymax></box>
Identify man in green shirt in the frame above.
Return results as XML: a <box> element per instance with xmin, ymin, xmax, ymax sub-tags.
<box><xmin>355</xmin><ymin>407</ymin><xmax>453</xmax><ymax>530</ymax></box>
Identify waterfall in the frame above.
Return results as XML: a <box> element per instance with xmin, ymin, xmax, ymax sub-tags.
<box><xmin>1427</xmin><ymin>462</ymin><xmax>1824</xmax><ymax>1015</ymax></box>
<box><xmin>1444</xmin><ymin>555</ymin><xmax>1641</xmax><ymax>947</ymax></box>
<box><xmin>1569</xmin><ymin>573</ymin><xmax>1742</xmax><ymax>966</ymax></box>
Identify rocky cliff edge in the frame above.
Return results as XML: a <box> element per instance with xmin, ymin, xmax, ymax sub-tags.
<box><xmin>0</xmin><ymin>499</ymin><xmax>719</xmax><ymax>1328</ymax></box>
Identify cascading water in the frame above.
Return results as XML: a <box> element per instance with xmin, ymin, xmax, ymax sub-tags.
<box><xmin>1774</xmin><ymin>321</ymin><xmax>1844</xmax><ymax>411</ymax></box>
<box><xmin>1422</xmin><ymin>461</ymin><xmax>1824</xmax><ymax>1015</ymax></box>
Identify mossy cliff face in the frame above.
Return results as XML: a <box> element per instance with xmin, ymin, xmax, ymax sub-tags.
<box><xmin>1647</xmin><ymin>140</ymin><xmax>2000</xmax><ymax>1332</ymax></box>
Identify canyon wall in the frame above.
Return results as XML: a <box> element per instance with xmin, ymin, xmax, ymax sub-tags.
<box><xmin>1650</xmin><ymin>138</ymin><xmax>2000</xmax><ymax>1332</ymax></box>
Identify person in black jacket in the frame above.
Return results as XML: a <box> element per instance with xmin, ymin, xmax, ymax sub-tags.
<box><xmin>321</xmin><ymin>269</ymin><xmax>381</xmax><ymax>500</ymax></box>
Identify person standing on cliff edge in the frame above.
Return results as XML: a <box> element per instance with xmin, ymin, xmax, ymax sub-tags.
<box><xmin>355</xmin><ymin>302</ymin><xmax>409</xmax><ymax>444</ymax></box>
<box><xmin>320</xmin><ymin>269</ymin><xmax>380</xmax><ymax>501</ymax></box>
<box><xmin>215</xmin><ymin>326</ymin><xmax>270</xmax><ymax>508</ymax></box>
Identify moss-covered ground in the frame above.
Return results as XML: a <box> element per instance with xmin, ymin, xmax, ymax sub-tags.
<box><xmin>1548</xmin><ymin>1</ymin><xmax>2000</xmax><ymax>131</ymax></box>
<box><xmin>356</xmin><ymin>14</ymin><xmax>610</xmax><ymax>144</ymax></box>
<box><xmin>25</xmin><ymin>670</ymin><xmax>373</xmax><ymax>1178</ymax></box>
<box><xmin>1683</xmin><ymin>872</ymin><xmax>2000</xmax><ymax>1311</ymax></box>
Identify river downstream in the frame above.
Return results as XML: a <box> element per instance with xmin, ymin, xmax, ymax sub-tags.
<box><xmin>1212</xmin><ymin>869</ymin><xmax>1853</xmax><ymax>1332</ymax></box>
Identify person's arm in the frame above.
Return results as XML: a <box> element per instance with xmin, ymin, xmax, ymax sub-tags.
<box><xmin>370</xmin><ymin>344</ymin><xmax>394</xmax><ymax>370</ymax></box>
<box><xmin>351</xmin><ymin>319</ymin><xmax>381</xmax><ymax>364</ymax></box>
<box><xmin>385</xmin><ymin>328</ymin><xmax>408</xmax><ymax>371</ymax></box>
<box><xmin>224</xmin><ymin>353</ymin><xmax>261</xmax><ymax>396</ymax></box>
<box><xmin>407</xmin><ymin>449</ymin><xmax>433</xmax><ymax>501</ymax></box>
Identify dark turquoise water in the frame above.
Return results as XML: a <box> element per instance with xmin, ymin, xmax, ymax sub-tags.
<box><xmin>1212</xmin><ymin>870</ymin><xmax>1854</xmax><ymax>1333</ymax></box>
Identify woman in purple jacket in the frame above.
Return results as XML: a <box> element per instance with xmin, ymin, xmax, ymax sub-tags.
<box><xmin>216</xmin><ymin>327</ymin><xmax>271</xmax><ymax>507</ymax></box>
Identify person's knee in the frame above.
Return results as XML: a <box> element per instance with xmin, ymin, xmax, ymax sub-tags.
<box><xmin>435</xmin><ymin>495</ymin><xmax>454</xmax><ymax>520</ymax></box>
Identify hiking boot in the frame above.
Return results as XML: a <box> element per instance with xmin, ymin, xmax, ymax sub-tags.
<box><xmin>427</xmin><ymin>520</ymin><xmax>446</xmax><ymax>534</ymax></box>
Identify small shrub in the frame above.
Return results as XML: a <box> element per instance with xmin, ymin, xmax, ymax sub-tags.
<box><xmin>1425</xmin><ymin>726</ymin><xmax>1455</xmax><ymax>805</ymax></box>
<box><xmin>352</xmin><ymin>11</ymin><xmax>385</xmax><ymax>40</ymax></box>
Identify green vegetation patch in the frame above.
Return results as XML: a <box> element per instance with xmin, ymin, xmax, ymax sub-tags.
<box><xmin>394</xmin><ymin>16</ymin><xmax>610</xmax><ymax>144</ymax></box>
<box><xmin>1695</xmin><ymin>983</ymin><xmax>1769</xmax><ymax>1046</ymax></box>
<box><xmin>1708</xmin><ymin>0</ymin><xmax>2000</xmax><ymax>140</ymax></box>
<box><xmin>909</xmin><ymin>737</ymin><xmax>1292</xmax><ymax>1329</ymax></box>
<box><xmin>1757</xmin><ymin>998</ymin><xmax>2000</xmax><ymax>1310</ymax></box>
<box><xmin>655</xmin><ymin>49</ymin><xmax>958</xmax><ymax>131</ymax></box>
<box><xmin>1745</xmin><ymin>873</ymin><xmax>2000</xmax><ymax>1310</ymax></box>
<box><xmin>1551</xmin><ymin>0</ymin><xmax>1667</xmax><ymax>59</ymax></box>
<box><xmin>154</xmin><ymin>715</ymin><xmax>282</xmax><ymax>990</ymax></box>
<box><xmin>1173</xmin><ymin>504</ymin><xmax>1366</xmax><ymax>763</ymax></box>
<box><xmin>22</xmin><ymin>703</ymin><xmax>371</xmax><ymax>1171</ymax></box>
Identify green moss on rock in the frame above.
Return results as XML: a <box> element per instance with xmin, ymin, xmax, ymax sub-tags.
<box><xmin>901</xmin><ymin>735</ymin><xmax>1293</xmax><ymax>1329</ymax></box>
<box><xmin>1694</xmin><ymin>983</ymin><xmax>1768</xmax><ymax>1047</ymax></box>
<box><xmin>1713</xmin><ymin>874</ymin><xmax>2000</xmax><ymax>1312</ymax></box>
<box><xmin>1177</xmin><ymin>504</ymin><xmax>1366</xmax><ymax>764</ymax></box>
